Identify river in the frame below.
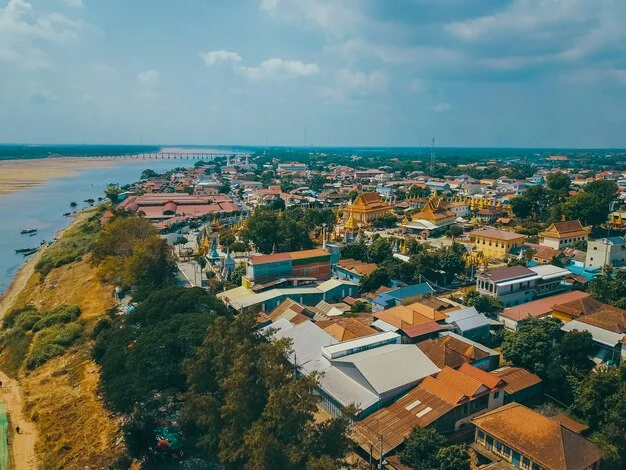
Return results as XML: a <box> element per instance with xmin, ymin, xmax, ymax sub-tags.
<box><xmin>0</xmin><ymin>160</ymin><xmax>193</xmax><ymax>293</ymax></box>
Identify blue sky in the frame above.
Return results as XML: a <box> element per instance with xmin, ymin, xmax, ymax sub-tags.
<box><xmin>1</xmin><ymin>0</ymin><xmax>625</xmax><ymax>147</ymax></box>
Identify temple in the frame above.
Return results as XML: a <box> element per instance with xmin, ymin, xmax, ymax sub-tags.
<box><xmin>403</xmin><ymin>192</ymin><xmax>457</xmax><ymax>234</ymax></box>
<box><xmin>349</xmin><ymin>192</ymin><xmax>392</xmax><ymax>224</ymax></box>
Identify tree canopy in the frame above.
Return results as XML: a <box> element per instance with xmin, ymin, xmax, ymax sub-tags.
<box><xmin>182</xmin><ymin>311</ymin><xmax>353</xmax><ymax>469</ymax></box>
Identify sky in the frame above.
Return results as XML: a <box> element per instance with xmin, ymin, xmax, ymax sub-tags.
<box><xmin>1</xmin><ymin>0</ymin><xmax>626</xmax><ymax>148</ymax></box>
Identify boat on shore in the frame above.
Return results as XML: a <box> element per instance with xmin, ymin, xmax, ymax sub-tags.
<box><xmin>20</xmin><ymin>228</ymin><xmax>37</xmax><ymax>234</ymax></box>
<box><xmin>15</xmin><ymin>247</ymin><xmax>38</xmax><ymax>255</ymax></box>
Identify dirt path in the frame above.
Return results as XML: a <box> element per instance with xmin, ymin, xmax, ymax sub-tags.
<box><xmin>0</xmin><ymin>371</ymin><xmax>38</xmax><ymax>469</ymax></box>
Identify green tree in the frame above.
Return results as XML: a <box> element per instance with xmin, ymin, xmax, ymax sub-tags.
<box><xmin>560</xmin><ymin>330</ymin><xmax>595</xmax><ymax>373</ymax></box>
<box><xmin>182</xmin><ymin>311</ymin><xmax>352</xmax><ymax>468</ymax></box>
<box><xmin>546</xmin><ymin>172</ymin><xmax>571</xmax><ymax>192</ymax></box>
<box><xmin>437</xmin><ymin>445</ymin><xmax>471</xmax><ymax>470</ymax></box>
<box><xmin>368</xmin><ymin>237</ymin><xmax>392</xmax><ymax>263</ymax></box>
<box><xmin>340</xmin><ymin>241</ymin><xmax>368</xmax><ymax>261</ymax></box>
<box><xmin>123</xmin><ymin>236</ymin><xmax>176</xmax><ymax>297</ymax></box>
<box><xmin>502</xmin><ymin>317</ymin><xmax>563</xmax><ymax>377</ymax></box>
<box><xmin>141</xmin><ymin>169</ymin><xmax>158</xmax><ymax>180</ymax></box>
<box><xmin>360</xmin><ymin>267</ymin><xmax>391</xmax><ymax>293</ymax></box>
<box><xmin>464</xmin><ymin>291</ymin><xmax>503</xmax><ymax>316</ymax></box>
<box><xmin>400</xmin><ymin>427</ymin><xmax>446</xmax><ymax>470</ymax></box>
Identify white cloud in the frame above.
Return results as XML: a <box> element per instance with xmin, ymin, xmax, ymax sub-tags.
<box><xmin>138</xmin><ymin>69</ymin><xmax>160</xmax><ymax>88</ymax></box>
<box><xmin>259</xmin><ymin>0</ymin><xmax>364</xmax><ymax>38</ymax></box>
<box><xmin>322</xmin><ymin>69</ymin><xmax>387</xmax><ymax>101</ymax></box>
<box><xmin>0</xmin><ymin>0</ymin><xmax>83</xmax><ymax>69</ymax></box>
<box><xmin>433</xmin><ymin>103</ymin><xmax>451</xmax><ymax>112</ymax></box>
<box><xmin>238</xmin><ymin>58</ymin><xmax>319</xmax><ymax>81</ymax></box>
<box><xmin>137</xmin><ymin>69</ymin><xmax>160</xmax><ymax>99</ymax></box>
<box><xmin>199</xmin><ymin>50</ymin><xmax>242</xmax><ymax>66</ymax></box>
<box><xmin>200</xmin><ymin>50</ymin><xmax>319</xmax><ymax>81</ymax></box>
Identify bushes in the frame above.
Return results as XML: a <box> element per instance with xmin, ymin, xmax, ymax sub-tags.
<box><xmin>0</xmin><ymin>329</ymin><xmax>32</xmax><ymax>377</ymax></box>
<box><xmin>32</xmin><ymin>305</ymin><xmax>81</xmax><ymax>332</ymax></box>
<box><xmin>3</xmin><ymin>305</ymin><xmax>38</xmax><ymax>329</ymax></box>
<box><xmin>26</xmin><ymin>322</ymin><xmax>84</xmax><ymax>370</ymax></box>
<box><xmin>35</xmin><ymin>214</ymin><xmax>101</xmax><ymax>277</ymax></box>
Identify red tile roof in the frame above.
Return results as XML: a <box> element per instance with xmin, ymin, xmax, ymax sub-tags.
<box><xmin>500</xmin><ymin>291</ymin><xmax>590</xmax><ymax>322</ymax></box>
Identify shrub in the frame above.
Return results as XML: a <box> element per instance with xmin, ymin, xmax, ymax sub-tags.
<box><xmin>35</xmin><ymin>216</ymin><xmax>101</xmax><ymax>277</ymax></box>
<box><xmin>32</xmin><ymin>305</ymin><xmax>81</xmax><ymax>332</ymax></box>
<box><xmin>26</xmin><ymin>322</ymin><xmax>84</xmax><ymax>370</ymax></box>
<box><xmin>17</xmin><ymin>314</ymin><xmax>43</xmax><ymax>332</ymax></box>
<box><xmin>3</xmin><ymin>305</ymin><xmax>38</xmax><ymax>329</ymax></box>
<box><xmin>0</xmin><ymin>330</ymin><xmax>32</xmax><ymax>377</ymax></box>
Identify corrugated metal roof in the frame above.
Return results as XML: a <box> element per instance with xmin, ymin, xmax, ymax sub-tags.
<box><xmin>492</xmin><ymin>366</ymin><xmax>542</xmax><ymax>395</ymax></box>
<box><xmin>332</xmin><ymin>344</ymin><xmax>440</xmax><ymax>395</ymax></box>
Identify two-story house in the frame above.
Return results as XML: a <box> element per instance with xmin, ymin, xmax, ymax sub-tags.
<box><xmin>472</xmin><ymin>403</ymin><xmax>603</xmax><ymax>470</ymax></box>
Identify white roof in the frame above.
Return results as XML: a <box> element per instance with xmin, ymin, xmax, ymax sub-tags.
<box><xmin>445</xmin><ymin>306</ymin><xmax>480</xmax><ymax>323</ymax></box>
<box><xmin>271</xmin><ymin>320</ymin><xmax>337</xmax><ymax>373</ymax></box>
<box><xmin>496</xmin><ymin>274</ymin><xmax>541</xmax><ymax>287</ymax></box>
<box><xmin>219</xmin><ymin>279</ymin><xmax>358</xmax><ymax>310</ymax></box>
<box><xmin>317</xmin><ymin>366</ymin><xmax>380</xmax><ymax>410</ymax></box>
<box><xmin>529</xmin><ymin>264</ymin><xmax>570</xmax><ymax>281</ymax></box>
<box><xmin>332</xmin><ymin>344</ymin><xmax>440</xmax><ymax>395</ymax></box>
<box><xmin>371</xmin><ymin>319</ymin><xmax>400</xmax><ymax>332</ymax></box>
<box><xmin>321</xmin><ymin>331</ymin><xmax>400</xmax><ymax>360</ymax></box>
<box><xmin>562</xmin><ymin>320</ymin><xmax>626</xmax><ymax>347</ymax></box>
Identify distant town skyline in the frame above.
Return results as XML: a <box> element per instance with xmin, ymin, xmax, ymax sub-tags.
<box><xmin>1</xmin><ymin>0</ymin><xmax>626</xmax><ymax>148</ymax></box>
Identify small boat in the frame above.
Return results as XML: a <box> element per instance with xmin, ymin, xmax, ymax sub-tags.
<box><xmin>29</xmin><ymin>232</ymin><xmax>37</xmax><ymax>237</ymax></box>
<box><xmin>20</xmin><ymin>229</ymin><xmax>37</xmax><ymax>234</ymax></box>
<box><xmin>21</xmin><ymin>248</ymin><xmax>38</xmax><ymax>256</ymax></box>
<box><xmin>40</xmin><ymin>240</ymin><xmax>46</xmax><ymax>246</ymax></box>
<box><xmin>15</xmin><ymin>247</ymin><xmax>36</xmax><ymax>254</ymax></box>
<box><xmin>63</xmin><ymin>212</ymin><xmax>71</xmax><ymax>217</ymax></box>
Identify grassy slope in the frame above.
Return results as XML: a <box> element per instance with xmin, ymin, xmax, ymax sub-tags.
<box><xmin>0</xmin><ymin>215</ymin><xmax>126</xmax><ymax>468</ymax></box>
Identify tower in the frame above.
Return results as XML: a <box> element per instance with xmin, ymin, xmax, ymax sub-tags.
<box><xmin>429</xmin><ymin>137</ymin><xmax>436</xmax><ymax>173</ymax></box>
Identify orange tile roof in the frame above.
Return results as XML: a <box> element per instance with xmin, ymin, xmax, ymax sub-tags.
<box><xmin>436</xmin><ymin>366</ymin><xmax>485</xmax><ymax>397</ymax></box>
<box><xmin>491</xmin><ymin>367</ymin><xmax>542</xmax><ymax>395</ymax></box>
<box><xmin>457</xmin><ymin>363</ymin><xmax>504</xmax><ymax>390</ymax></box>
<box><xmin>472</xmin><ymin>403</ymin><xmax>603</xmax><ymax>470</ymax></box>
<box><xmin>420</xmin><ymin>376</ymin><xmax>468</xmax><ymax>405</ymax></box>
<box><xmin>469</xmin><ymin>229</ymin><xmax>525</xmax><ymax>241</ymax></box>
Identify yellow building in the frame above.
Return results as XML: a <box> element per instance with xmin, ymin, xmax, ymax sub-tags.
<box><xmin>608</xmin><ymin>211</ymin><xmax>626</xmax><ymax>229</ymax></box>
<box><xmin>469</xmin><ymin>229</ymin><xmax>526</xmax><ymax>260</ymax></box>
<box><xmin>350</xmin><ymin>192</ymin><xmax>392</xmax><ymax>224</ymax></box>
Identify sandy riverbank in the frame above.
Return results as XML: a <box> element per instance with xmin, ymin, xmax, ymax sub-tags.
<box><xmin>0</xmin><ymin>211</ymin><xmax>89</xmax><ymax>317</ymax></box>
<box><xmin>0</xmin><ymin>158</ymin><xmax>117</xmax><ymax>196</ymax></box>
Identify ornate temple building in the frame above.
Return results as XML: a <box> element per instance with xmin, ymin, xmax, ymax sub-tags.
<box><xmin>403</xmin><ymin>191</ymin><xmax>458</xmax><ymax>233</ymax></box>
<box><xmin>350</xmin><ymin>192</ymin><xmax>392</xmax><ymax>224</ymax></box>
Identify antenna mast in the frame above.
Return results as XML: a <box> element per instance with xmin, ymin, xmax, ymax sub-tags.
<box><xmin>429</xmin><ymin>137</ymin><xmax>436</xmax><ymax>173</ymax></box>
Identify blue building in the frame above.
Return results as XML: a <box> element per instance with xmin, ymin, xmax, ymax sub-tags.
<box><xmin>371</xmin><ymin>283</ymin><xmax>436</xmax><ymax>312</ymax></box>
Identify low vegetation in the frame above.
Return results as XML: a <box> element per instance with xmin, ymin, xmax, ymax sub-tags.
<box><xmin>35</xmin><ymin>209</ymin><xmax>103</xmax><ymax>277</ymax></box>
<box><xmin>0</xmin><ymin>304</ymin><xmax>84</xmax><ymax>374</ymax></box>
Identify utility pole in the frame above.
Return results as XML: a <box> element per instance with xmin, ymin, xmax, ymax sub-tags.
<box><xmin>378</xmin><ymin>433</ymin><xmax>383</xmax><ymax>469</ymax></box>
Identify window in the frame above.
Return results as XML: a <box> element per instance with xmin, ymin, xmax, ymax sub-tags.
<box><xmin>477</xmin><ymin>430</ymin><xmax>485</xmax><ymax>443</ymax></box>
<box><xmin>493</xmin><ymin>391</ymin><xmax>500</xmax><ymax>399</ymax></box>
<box><xmin>521</xmin><ymin>456</ymin><xmax>532</xmax><ymax>470</ymax></box>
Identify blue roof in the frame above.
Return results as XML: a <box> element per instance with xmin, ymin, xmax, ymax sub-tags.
<box><xmin>566</xmin><ymin>265</ymin><xmax>601</xmax><ymax>280</ymax></box>
<box><xmin>374</xmin><ymin>283</ymin><xmax>435</xmax><ymax>307</ymax></box>
<box><xmin>607</xmin><ymin>237</ymin><xmax>626</xmax><ymax>245</ymax></box>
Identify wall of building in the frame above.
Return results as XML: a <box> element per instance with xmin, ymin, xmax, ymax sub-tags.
<box><xmin>473</xmin><ymin>236</ymin><xmax>524</xmax><ymax>259</ymax></box>
<box><xmin>586</xmin><ymin>241</ymin><xmax>626</xmax><ymax>268</ymax></box>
